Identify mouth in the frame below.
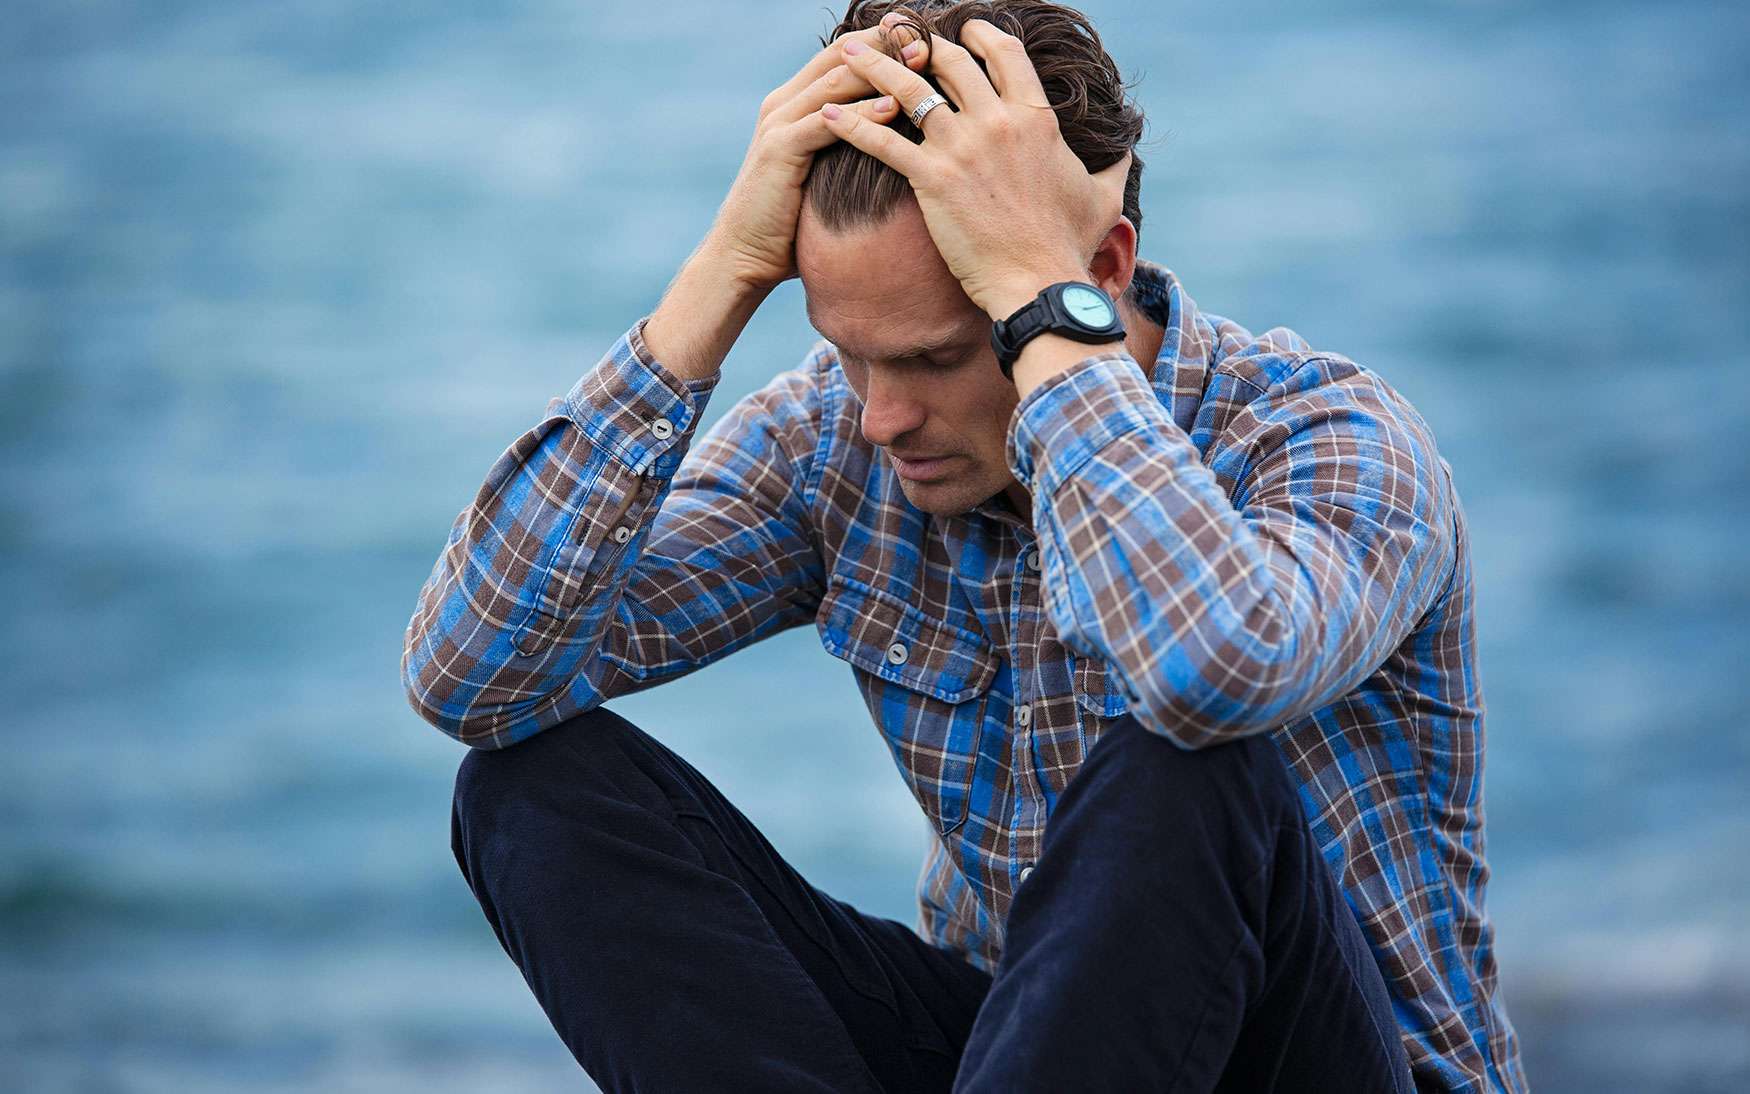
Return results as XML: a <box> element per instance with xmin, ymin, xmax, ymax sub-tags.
<box><xmin>889</xmin><ymin>453</ymin><xmax>956</xmax><ymax>482</ymax></box>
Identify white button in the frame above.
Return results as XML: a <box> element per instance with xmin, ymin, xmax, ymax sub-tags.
<box><xmin>1018</xmin><ymin>865</ymin><xmax>1035</xmax><ymax>885</ymax></box>
<box><xmin>1023</xmin><ymin>547</ymin><xmax>1041</xmax><ymax>572</ymax></box>
<box><xmin>886</xmin><ymin>642</ymin><xmax>909</xmax><ymax>666</ymax></box>
<box><xmin>1015</xmin><ymin>703</ymin><xmax>1032</xmax><ymax>727</ymax></box>
<box><xmin>650</xmin><ymin>419</ymin><xmax>674</xmax><ymax>440</ymax></box>
<box><xmin>611</xmin><ymin>526</ymin><xmax>632</xmax><ymax>544</ymax></box>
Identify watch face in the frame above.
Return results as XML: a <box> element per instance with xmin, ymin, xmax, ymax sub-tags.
<box><xmin>1061</xmin><ymin>284</ymin><xmax>1115</xmax><ymax>328</ymax></box>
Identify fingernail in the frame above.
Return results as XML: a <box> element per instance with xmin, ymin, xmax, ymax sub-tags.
<box><xmin>901</xmin><ymin>41</ymin><xmax>922</xmax><ymax>60</ymax></box>
<box><xmin>881</xmin><ymin>11</ymin><xmax>904</xmax><ymax>26</ymax></box>
<box><xmin>875</xmin><ymin>96</ymin><xmax>894</xmax><ymax>112</ymax></box>
<box><xmin>843</xmin><ymin>38</ymin><xmax>867</xmax><ymax>56</ymax></box>
<box><xmin>822</xmin><ymin>103</ymin><xmax>843</xmax><ymax>120</ymax></box>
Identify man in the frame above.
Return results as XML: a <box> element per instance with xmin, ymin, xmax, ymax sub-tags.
<box><xmin>403</xmin><ymin>1</ymin><xmax>1528</xmax><ymax>1090</ymax></box>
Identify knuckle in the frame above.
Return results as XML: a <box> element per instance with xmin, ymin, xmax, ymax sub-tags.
<box><xmin>969</xmin><ymin>19</ymin><xmax>1019</xmax><ymax>44</ymax></box>
<box><xmin>934</xmin><ymin>34</ymin><xmax>969</xmax><ymax>57</ymax></box>
<box><xmin>1021</xmin><ymin>104</ymin><xmax>1058</xmax><ymax>133</ymax></box>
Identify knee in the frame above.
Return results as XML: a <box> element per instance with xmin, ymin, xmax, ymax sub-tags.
<box><xmin>1077</xmin><ymin>717</ymin><xmax>1301</xmax><ymax>828</ymax></box>
<box><xmin>452</xmin><ymin>706</ymin><xmax>648</xmax><ymax>836</ymax></box>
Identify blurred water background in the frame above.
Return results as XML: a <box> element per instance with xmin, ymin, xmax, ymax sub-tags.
<box><xmin>2</xmin><ymin>0</ymin><xmax>1746</xmax><ymax>1090</ymax></box>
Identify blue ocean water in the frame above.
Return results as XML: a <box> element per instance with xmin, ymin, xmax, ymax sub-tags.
<box><xmin>1</xmin><ymin>0</ymin><xmax>1745</xmax><ymax>1090</ymax></box>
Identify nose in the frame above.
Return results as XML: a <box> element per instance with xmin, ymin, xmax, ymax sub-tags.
<box><xmin>858</xmin><ymin>366</ymin><xmax>928</xmax><ymax>449</ymax></box>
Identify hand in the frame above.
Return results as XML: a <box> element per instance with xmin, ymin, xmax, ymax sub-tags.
<box><xmin>822</xmin><ymin>20</ymin><xmax>1130</xmax><ymax>319</ymax></box>
<box><xmin>705</xmin><ymin>22</ymin><xmax>928</xmax><ymax>292</ymax></box>
<box><xmin>643</xmin><ymin>22</ymin><xmax>927</xmax><ymax>380</ymax></box>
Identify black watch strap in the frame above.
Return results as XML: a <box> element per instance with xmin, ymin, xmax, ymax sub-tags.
<box><xmin>990</xmin><ymin>282</ymin><xmax>1126</xmax><ymax>379</ymax></box>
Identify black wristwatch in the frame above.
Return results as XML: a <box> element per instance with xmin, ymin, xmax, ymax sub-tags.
<box><xmin>990</xmin><ymin>281</ymin><xmax>1126</xmax><ymax>379</ymax></box>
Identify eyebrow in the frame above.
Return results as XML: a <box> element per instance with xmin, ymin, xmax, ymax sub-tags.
<box><xmin>806</xmin><ymin>303</ymin><xmax>982</xmax><ymax>363</ymax></box>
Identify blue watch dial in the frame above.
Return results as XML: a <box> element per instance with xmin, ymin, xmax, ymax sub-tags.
<box><xmin>1061</xmin><ymin>284</ymin><xmax>1115</xmax><ymax>327</ymax></box>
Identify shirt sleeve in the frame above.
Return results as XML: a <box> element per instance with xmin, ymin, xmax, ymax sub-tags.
<box><xmin>1008</xmin><ymin>352</ymin><xmax>1456</xmax><ymax>749</ymax></box>
<box><xmin>401</xmin><ymin>319</ymin><xmax>828</xmax><ymax>749</ymax></box>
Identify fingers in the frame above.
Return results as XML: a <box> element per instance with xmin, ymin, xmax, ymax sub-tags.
<box><xmin>911</xmin><ymin>33</ymin><xmax>1000</xmax><ymax>114</ymax></box>
<box><xmin>762</xmin><ymin>23</ymin><xmax>920</xmax><ymax>123</ymax></box>
<box><xmin>840</xmin><ymin>37</ymin><xmax>954</xmax><ymax>135</ymax></box>
<box><xmin>766</xmin><ymin>24</ymin><xmax>886</xmax><ymax>110</ymax></box>
<box><xmin>781</xmin><ymin>93</ymin><xmax>902</xmax><ymax>159</ymax></box>
<box><xmin>765</xmin><ymin>63</ymin><xmax>881</xmax><ymax>128</ymax></box>
<box><xmin>818</xmin><ymin>96</ymin><xmax>927</xmax><ymax>177</ymax></box>
<box><xmin>958</xmin><ymin>19</ymin><xmax>1050</xmax><ymax>108</ymax></box>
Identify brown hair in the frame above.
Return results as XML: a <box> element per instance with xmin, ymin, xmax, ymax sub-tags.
<box><xmin>806</xmin><ymin>0</ymin><xmax>1146</xmax><ymax>242</ymax></box>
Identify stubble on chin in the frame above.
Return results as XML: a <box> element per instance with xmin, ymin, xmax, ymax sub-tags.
<box><xmin>895</xmin><ymin>475</ymin><xmax>998</xmax><ymax>518</ymax></box>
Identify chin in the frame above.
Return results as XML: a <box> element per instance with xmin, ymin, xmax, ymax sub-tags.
<box><xmin>895</xmin><ymin>478</ymin><xmax>994</xmax><ymax>518</ymax></box>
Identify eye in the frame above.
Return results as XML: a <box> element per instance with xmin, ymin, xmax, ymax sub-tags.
<box><xmin>927</xmin><ymin>347</ymin><xmax>972</xmax><ymax>369</ymax></box>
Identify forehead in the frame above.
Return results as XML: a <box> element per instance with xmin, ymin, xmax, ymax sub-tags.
<box><xmin>796</xmin><ymin>200</ymin><xmax>988</xmax><ymax>360</ymax></box>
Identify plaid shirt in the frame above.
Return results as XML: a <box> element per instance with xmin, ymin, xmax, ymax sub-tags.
<box><xmin>404</xmin><ymin>263</ymin><xmax>1526</xmax><ymax>1093</ymax></box>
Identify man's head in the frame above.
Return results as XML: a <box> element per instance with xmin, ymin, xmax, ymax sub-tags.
<box><xmin>797</xmin><ymin>0</ymin><xmax>1148</xmax><ymax>517</ymax></box>
<box><xmin>800</xmin><ymin>198</ymin><xmax>1023</xmax><ymax>516</ymax></box>
<box><xmin>807</xmin><ymin>0</ymin><xmax>1145</xmax><ymax>245</ymax></box>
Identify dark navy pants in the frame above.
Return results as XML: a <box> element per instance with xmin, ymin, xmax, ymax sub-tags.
<box><xmin>451</xmin><ymin>708</ymin><xmax>1413</xmax><ymax>1093</ymax></box>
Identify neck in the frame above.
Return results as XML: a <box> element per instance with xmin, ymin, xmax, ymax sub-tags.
<box><xmin>1123</xmin><ymin>300</ymin><xmax>1166</xmax><ymax>375</ymax></box>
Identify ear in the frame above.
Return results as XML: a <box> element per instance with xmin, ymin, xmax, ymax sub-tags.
<box><xmin>1087</xmin><ymin>216</ymin><xmax>1139</xmax><ymax>301</ymax></box>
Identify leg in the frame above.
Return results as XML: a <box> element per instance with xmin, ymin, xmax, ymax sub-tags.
<box><xmin>451</xmin><ymin>706</ymin><xmax>991</xmax><ymax>1094</ymax></box>
<box><xmin>954</xmin><ymin>716</ymin><xmax>1412</xmax><ymax>1094</ymax></box>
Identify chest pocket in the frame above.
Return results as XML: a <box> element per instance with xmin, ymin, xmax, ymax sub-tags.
<box><xmin>1073</xmin><ymin>654</ymin><xmax>1130</xmax><ymax>720</ymax></box>
<box><xmin>816</xmin><ymin>575</ymin><xmax>999</xmax><ymax>835</ymax></box>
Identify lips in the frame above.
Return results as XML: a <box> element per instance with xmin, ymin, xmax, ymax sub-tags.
<box><xmin>889</xmin><ymin>453</ymin><xmax>955</xmax><ymax>482</ymax></box>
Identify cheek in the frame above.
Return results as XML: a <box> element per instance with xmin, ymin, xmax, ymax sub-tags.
<box><xmin>961</xmin><ymin>378</ymin><xmax>1019</xmax><ymax>448</ymax></box>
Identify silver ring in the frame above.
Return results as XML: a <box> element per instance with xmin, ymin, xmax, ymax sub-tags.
<box><xmin>909</xmin><ymin>93</ymin><xmax>949</xmax><ymax>128</ymax></box>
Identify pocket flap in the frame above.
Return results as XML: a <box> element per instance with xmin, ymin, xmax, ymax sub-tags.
<box><xmin>815</xmin><ymin>576</ymin><xmax>998</xmax><ymax>704</ymax></box>
<box><xmin>1073</xmin><ymin>654</ymin><xmax>1130</xmax><ymax>718</ymax></box>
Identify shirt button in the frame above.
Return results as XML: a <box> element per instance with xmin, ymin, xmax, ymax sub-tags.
<box><xmin>1015</xmin><ymin>703</ymin><xmax>1032</xmax><ymax>727</ymax></box>
<box><xmin>1018</xmin><ymin>864</ymin><xmax>1035</xmax><ymax>885</ymax></box>
<box><xmin>611</xmin><ymin>526</ymin><xmax>632</xmax><ymax>544</ymax></box>
<box><xmin>886</xmin><ymin>642</ymin><xmax>909</xmax><ymax>666</ymax></box>
<box><xmin>650</xmin><ymin>419</ymin><xmax>675</xmax><ymax>440</ymax></box>
<box><xmin>1023</xmin><ymin>547</ymin><xmax>1040</xmax><ymax>572</ymax></box>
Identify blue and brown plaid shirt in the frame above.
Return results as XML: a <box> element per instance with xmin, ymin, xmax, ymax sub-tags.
<box><xmin>404</xmin><ymin>262</ymin><xmax>1527</xmax><ymax>1093</ymax></box>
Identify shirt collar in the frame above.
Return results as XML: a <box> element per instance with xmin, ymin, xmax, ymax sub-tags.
<box><xmin>1128</xmin><ymin>261</ymin><xmax>1218</xmax><ymax>435</ymax></box>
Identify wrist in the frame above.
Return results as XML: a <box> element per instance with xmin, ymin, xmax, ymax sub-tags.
<box><xmin>692</xmin><ymin>233</ymin><xmax>783</xmax><ymax>301</ymax></box>
<box><xmin>1009</xmin><ymin>332</ymin><xmax>1124</xmax><ymax>400</ymax></box>
<box><xmin>645</xmin><ymin>245</ymin><xmax>773</xmax><ymax>383</ymax></box>
<box><xmin>982</xmin><ymin>266</ymin><xmax>1090</xmax><ymax>321</ymax></box>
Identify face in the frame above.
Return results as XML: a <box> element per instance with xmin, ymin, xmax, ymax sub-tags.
<box><xmin>796</xmin><ymin>198</ymin><xmax>1023</xmax><ymax>517</ymax></box>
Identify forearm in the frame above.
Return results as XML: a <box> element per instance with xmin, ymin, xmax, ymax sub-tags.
<box><xmin>1010</xmin><ymin>329</ymin><xmax>1125</xmax><ymax>402</ymax></box>
<box><xmin>1014</xmin><ymin>357</ymin><xmax>1452</xmax><ymax>747</ymax></box>
<box><xmin>402</xmin><ymin>325</ymin><xmax>717</xmax><ymax>747</ymax></box>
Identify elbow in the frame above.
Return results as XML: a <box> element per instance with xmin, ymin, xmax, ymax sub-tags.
<box><xmin>1129</xmin><ymin>595</ymin><xmax>1317</xmax><ymax>749</ymax></box>
<box><xmin>404</xmin><ymin>685</ymin><xmax>523</xmax><ymax>751</ymax></box>
<box><xmin>401</xmin><ymin>632</ymin><xmax>522</xmax><ymax>750</ymax></box>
